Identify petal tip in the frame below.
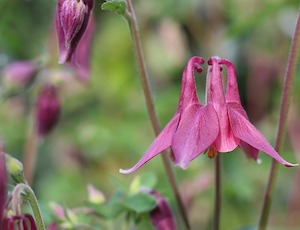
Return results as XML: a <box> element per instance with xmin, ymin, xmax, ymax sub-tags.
<box><xmin>119</xmin><ymin>168</ymin><xmax>132</xmax><ymax>174</ymax></box>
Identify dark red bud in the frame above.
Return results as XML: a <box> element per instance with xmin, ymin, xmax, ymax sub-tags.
<box><xmin>36</xmin><ymin>84</ymin><xmax>60</xmax><ymax>137</ymax></box>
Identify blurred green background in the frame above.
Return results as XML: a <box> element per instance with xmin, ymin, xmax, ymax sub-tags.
<box><xmin>0</xmin><ymin>0</ymin><xmax>300</xmax><ymax>229</ymax></box>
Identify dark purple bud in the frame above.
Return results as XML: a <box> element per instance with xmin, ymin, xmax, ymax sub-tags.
<box><xmin>149</xmin><ymin>190</ymin><xmax>176</xmax><ymax>230</ymax></box>
<box><xmin>0</xmin><ymin>143</ymin><xmax>6</xmax><ymax>226</ymax></box>
<box><xmin>56</xmin><ymin>0</ymin><xmax>94</xmax><ymax>64</ymax></box>
<box><xmin>2</xmin><ymin>61</ymin><xmax>38</xmax><ymax>88</ymax></box>
<box><xmin>36</xmin><ymin>84</ymin><xmax>60</xmax><ymax>137</ymax></box>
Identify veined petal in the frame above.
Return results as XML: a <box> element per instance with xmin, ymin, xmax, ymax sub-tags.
<box><xmin>228</xmin><ymin>107</ymin><xmax>297</xmax><ymax>167</ymax></box>
<box><xmin>172</xmin><ymin>103</ymin><xmax>219</xmax><ymax>169</ymax></box>
<box><xmin>119</xmin><ymin>114</ymin><xmax>180</xmax><ymax>174</ymax></box>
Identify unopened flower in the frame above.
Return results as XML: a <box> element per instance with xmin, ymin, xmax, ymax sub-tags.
<box><xmin>2</xmin><ymin>61</ymin><xmax>38</xmax><ymax>88</ymax></box>
<box><xmin>70</xmin><ymin>15</ymin><xmax>95</xmax><ymax>82</ymax></box>
<box><xmin>56</xmin><ymin>0</ymin><xmax>94</xmax><ymax>64</ymax></box>
<box><xmin>120</xmin><ymin>56</ymin><xmax>296</xmax><ymax>174</ymax></box>
<box><xmin>2</xmin><ymin>214</ymin><xmax>37</xmax><ymax>230</ymax></box>
<box><xmin>36</xmin><ymin>84</ymin><xmax>60</xmax><ymax>137</ymax></box>
<box><xmin>149</xmin><ymin>190</ymin><xmax>176</xmax><ymax>230</ymax></box>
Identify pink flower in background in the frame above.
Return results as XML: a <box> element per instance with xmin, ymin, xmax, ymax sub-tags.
<box><xmin>56</xmin><ymin>0</ymin><xmax>94</xmax><ymax>64</ymax></box>
<box><xmin>149</xmin><ymin>190</ymin><xmax>176</xmax><ymax>230</ymax></box>
<box><xmin>120</xmin><ymin>56</ymin><xmax>296</xmax><ymax>174</ymax></box>
<box><xmin>2</xmin><ymin>61</ymin><xmax>38</xmax><ymax>88</ymax></box>
<box><xmin>36</xmin><ymin>84</ymin><xmax>60</xmax><ymax>137</ymax></box>
<box><xmin>70</xmin><ymin>15</ymin><xmax>95</xmax><ymax>82</ymax></box>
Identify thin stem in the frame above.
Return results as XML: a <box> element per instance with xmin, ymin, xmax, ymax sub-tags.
<box><xmin>258</xmin><ymin>9</ymin><xmax>300</xmax><ymax>230</ymax></box>
<box><xmin>214</xmin><ymin>155</ymin><xmax>221</xmax><ymax>230</ymax></box>
<box><xmin>124</xmin><ymin>0</ymin><xmax>190</xmax><ymax>229</ymax></box>
<box><xmin>23</xmin><ymin>118</ymin><xmax>39</xmax><ymax>185</ymax></box>
<box><xmin>13</xmin><ymin>183</ymin><xmax>45</xmax><ymax>230</ymax></box>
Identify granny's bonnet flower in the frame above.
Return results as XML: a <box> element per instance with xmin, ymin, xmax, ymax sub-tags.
<box><xmin>120</xmin><ymin>56</ymin><xmax>296</xmax><ymax>174</ymax></box>
<box><xmin>120</xmin><ymin>57</ymin><xmax>219</xmax><ymax>173</ymax></box>
<box><xmin>56</xmin><ymin>0</ymin><xmax>94</xmax><ymax>64</ymax></box>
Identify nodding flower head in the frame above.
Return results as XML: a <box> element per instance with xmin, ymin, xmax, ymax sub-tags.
<box><xmin>56</xmin><ymin>0</ymin><xmax>94</xmax><ymax>64</ymax></box>
<box><xmin>2</xmin><ymin>214</ymin><xmax>37</xmax><ymax>230</ymax></box>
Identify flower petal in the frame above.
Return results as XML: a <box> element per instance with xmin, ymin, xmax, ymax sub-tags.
<box><xmin>172</xmin><ymin>103</ymin><xmax>219</xmax><ymax>169</ymax></box>
<box><xmin>228</xmin><ymin>107</ymin><xmax>297</xmax><ymax>167</ymax></box>
<box><xmin>119</xmin><ymin>114</ymin><xmax>180</xmax><ymax>174</ymax></box>
<box><xmin>239</xmin><ymin>141</ymin><xmax>259</xmax><ymax>161</ymax></box>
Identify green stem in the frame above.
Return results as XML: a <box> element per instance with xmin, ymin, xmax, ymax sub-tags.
<box><xmin>258</xmin><ymin>9</ymin><xmax>300</xmax><ymax>230</ymax></box>
<box><xmin>124</xmin><ymin>1</ymin><xmax>190</xmax><ymax>229</ymax></box>
<box><xmin>214</xmin><ymin>155</ymin><xmax>221</xmax><ymax>230</ymax></box>
<box><xmin>13</xmin><ymin>183</ymin><xmax>46</xmax><ymax>230</ymax></box>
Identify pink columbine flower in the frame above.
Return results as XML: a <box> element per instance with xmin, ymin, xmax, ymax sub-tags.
<box><xmin>149</xmin><ymin>190</ymin><xmax>176</xmax><ymax>230</ymax></box>
<box><xmin>120</xmin><ymin>56</ymin><xmax>216</xmax><ymax>173</ymax></box>
<box><xmin>204</xmin><ymin>56</ymin><xmax>296</xmax><ymax>166</ymax></box>
<box><xmin>120</xmin><ymin>56</ymin><xmax>296</xmax><ymax>174</ymax></box>
<box><xmin>56</xmin><ymin>0</ymin><xmax>94</xmax><ymax>64</ymax></box>
<box><xmin>35</xmin><ymin>84</ymin><xmax>60</xmax><ymax>137</ymax></box>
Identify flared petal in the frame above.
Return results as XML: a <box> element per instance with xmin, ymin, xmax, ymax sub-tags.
<box><xmin>120</xmin><ymin>114</ymin><xmax>180</xmax><ymax>174</ymax></box>
<box><xmin>228</xmin><ymin>107</ymin><xmax>297</xmax><ymax>167</ymax></box>
<box><xmin>172</xmin><ymin>103</ymin><xmax>219</xmax><ymax>169</ymax></box>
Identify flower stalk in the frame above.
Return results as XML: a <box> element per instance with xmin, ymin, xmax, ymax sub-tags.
<box><xmin>214</xmin><ymin>155</ymin><xmax>221</xmax><ymax>230</ymax></box>
<box><xmin>258</xmin><ymin>9</ymin><xmax>300</xmax><ymax>230</ymax></box>
<box><xmin>124</xmin><ymin>0</ymin><xmax>190</xmax><ymax>229</ymax></box>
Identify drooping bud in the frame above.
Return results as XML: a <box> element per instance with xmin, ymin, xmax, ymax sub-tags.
<box><xmin>56</xmin><ymin>0</ymin><xmax>94</xmax><ymax>64</ymax></box>
<box><xmin>2</xmin><ymin>214</ymin><xmax>37</xmax><ymax>230</ymax></box>
<box><xmin>35</xmin><ymin>84</ymin><xmax>60</xmax><ymax>137</ymax></box>
<box><xmin>2</xmin><ymin>61</ymin><xmax>38</xmax><ymax>89</ymax></box>
<box><xmin>149</xmin><ymin>190</ymin><xmax>176</xmax><ymax>230</ymax></box>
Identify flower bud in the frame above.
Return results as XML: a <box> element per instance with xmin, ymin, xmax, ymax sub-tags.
<box><xmin>4</xmin><ymin>153</ymin><xmax>25</xmax><ymax>184</ymax></box>
<box><xmin>56</xmin><ymin>0</ymin><xmax>94</xmax><ymax>64</ymax></box>
<box><xmin>2</xmin><ymin>61</ymin><xmax>38</xmax><ymax>89</ymax></box>
<box><xmin>36</xmin><ymin>84</ymin><xmax>60</xmax><ymax>137</ymax></box>
<box><xmin>149</xmin><ymin>190</ymin><xmax>176</xmax><ymax>230</ymax></box>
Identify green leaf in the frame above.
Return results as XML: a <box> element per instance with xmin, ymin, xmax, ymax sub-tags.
<box><xmin>101</xmin><ymin>0</ymin><xmax>126</xmax><ymax>15</ymax></box>
<box><xmin>122</xmin><ymin>193</ymin><xmax>156</xmax><ymax>213</ymax></box>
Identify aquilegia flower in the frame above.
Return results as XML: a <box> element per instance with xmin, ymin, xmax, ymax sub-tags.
<box><xmin>120</xmin><ymin>56</ymin><xmax>296</xmax><ymax>174</ymax></box>
<box><xmin>120</xmin><ymin>56</ymin><xmax>220</xmax><ymax>173</ymax></box>
<box><xmin>2</xmin><ymin>214</ymin><xmax>37</xmax><ymax>230</ymax></box>
<box><xmin>56</xmin><ymin>0</ymin><xmax>94</xmax><ymax>64</ymax></box>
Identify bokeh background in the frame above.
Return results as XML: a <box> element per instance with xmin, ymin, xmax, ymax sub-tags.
<box><xmin>0</xmin><ymin>0</ymin><xmax>300</xmax><ymax>229</ymax></box>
